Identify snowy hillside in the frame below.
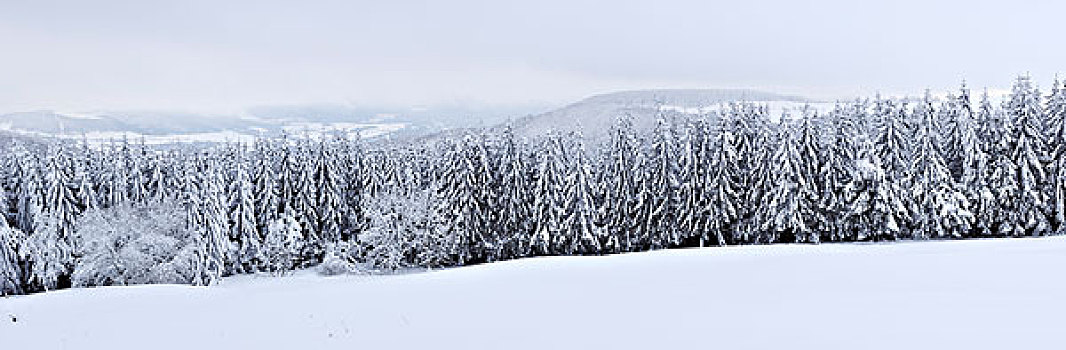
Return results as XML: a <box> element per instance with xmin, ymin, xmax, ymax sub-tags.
<box><xmin>509</xmin><ymin>88</ymin><xmax>815</xmax><ymax>140</ymax></box>
<box><xmin>3</xmin><ymin>237</ymin><xmax>1064</xmax><ymax>350</ymax></box>
<box><xmin>0</xmin><ymin>103</ymin><xmax>552</xmax><ymax>144</ymax></box>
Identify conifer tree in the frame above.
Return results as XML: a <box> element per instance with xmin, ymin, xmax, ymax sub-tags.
<box><xmin>847</xmin><ymin>139</ymin><xmax>907</xmax><ymax>240</ymax></box>
<box><xmin>497</xmin><ymin>125</ymin><xmax>533</xmax><ymax>257</ymax></box>
<box><xmin>197</xmin><ymin>156</ymin><xmax>232</xmax><ymax>280</ymax></box>
<box><xmin>640</xmin><ymin>115</ymin><xmax>680</xmax><ymax>248</ymax></box>
<box><xmin>563</xmin><ymin>133</ymin><xmax>603</xmax><ymax>254</ymax></box>
<box><xmin>315</xmin><ymin>138</ymin><xmax>344</xmax><ymax>242</ymax></box>
<box><xmin>820</xmin><ymin>104</ymin><xmax>858</xmax><ymax>241</ymax></box>
<box><xmin>41</xmin><ymin>152</ymin><xmax>79</xmax><ymax>283</ymax></box>
<box><xmin>704</xmin><ymin>115</ymin><xmax>741</xmax><ymax>246</ymax></box>
<box><xmin>677</xmin><ymin>115</ymin><xmax>709</xmax><ymax>246</ymax></box>
<box><xmin>229</xmin><ymin>151</ymin><xmax>262</xmax><ymax>273</ymax></box>
<box><xmin>15</xmin><ymin>157</ymin><xmax>43</xmax><ymax>234</ymax></box>
<box><xmin>1005</xmin><ymin>76</ymin><xmax>1050</xmax><ymax>236</ymax></box>
<box><xmin>253</xmin><ymin>139</ymin><xmax>282</xmax><ymax>237</ymax></box>
<box><xmin>874</xmin><ymin>97</ymin><xmax>914</xmax><ymax>236</ymax></box>
<box><xmin>1044</xmin><ymin>77</ymin><xmax>1066</xmax><ymax>231</ymax></box>
<box><xmin>910</xmin><ymin>92</ymin><xmax>972</xmax><ymax>239</ymax></box>
<box><xmin>600</xmin><ymin>114</ymin><xmax>641</xmax><ymax>252</ymax></box>
<box><xmin>529</xmin><ymin>133</ymin><xmax>567</xmax><ymax>255</ymax></box>
<box><xmin>760</xmin><ymin>115</ymin><xmax>819</xmax><ymax>243</ymax></box>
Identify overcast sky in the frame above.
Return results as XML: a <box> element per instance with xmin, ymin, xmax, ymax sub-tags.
<box><xmin>1</xmin><ymin>0</ymin><xmax>1064</xmax><ymax>114</ymax></box>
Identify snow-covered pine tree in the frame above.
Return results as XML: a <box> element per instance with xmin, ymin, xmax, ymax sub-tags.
<box><xmin>529</xmin><ymin>133</ymin><xmax>568</xmax><ymax>255</ymax></box>
<box><xmin>562</xmin><ymin>132</ymin><xmax>604</xmax><ymax>254</ymax></box>
<box><xmin>0</xmin><ymin>224</ymin><xmax>26</xmax><ymax>295</ymax></box>
<box><xmin>362</xmin><ymin>149</ymin><xmax>389</xmax><ymax>198</ymax></box>
<box><xmin>677</xmin><ymin>114</ymin><xmax>710</xmax><ymax>246</ymax></box>
<box><xmin>874</xmin><ymin>96</ymin><xmax>913</xmax><ymax>237</ymax></box>
<box><xmin>197</xmin><ymin>155</ymin><xmax>232</xmax><ymax>281</ymax></box>
<box><xmin>759</xmin><ymin>113</ymin><xmax>819</xmax><ymax>243</ymax></box>
<box><xmin>228</xmin><ymin>148</ymin><xmax>262</xmax><ymax>273</ymax></box>
<box><xmin>100</xmin><ymin>142</ymin><xmax>128</xmax><ymax>208</ymax></box>
<box><xmin>600</xmin><ymin>114</ymin><xmax>642</xmax><ymax>252</ymax></box>
<box><xmin>820</xmin><ymin>103</ymin><xmax>858</xmax><ymax>241</ymax></box>
<box><xmin>639</xmin><ymin>114</ymin><xmax>681</xmax><ymax>249</ymax></box>
<box><xmin>942</xmin><ymin>82</ymin><xmax>977</xmax><ymax>182</ymax></box>
<box><xmin>1044</xmin><ymin>77</ymin><xmax>1066</xmax><ymax>232</ymax></box>
<box><xmin>909</xmin><ymin>91</ymin><xmax>972</xmax><ymax>239</ymax></box>
<box><xmin>294</xmin><ymin>138</ymin><xmax>321</xmax><ymax>249</ymax></box>
<box><xmin>127</xmin><ymin>143</ymin><xmax>148</xmax><ymax>204</ymax></box>
<box><xmin>952</xmin><ymin>84</ymin><xmax>987</xmax><ymax>238</ymax></box>
<box><xmin>314</xmin><ymin>137</ymin><xmax>344</xmax><ymax>243</ymax></box>
<box><xmin>796</xmin><ymin>106</ymin><xmax>825</xmax><ymax>241</ymax></box>
<box><xmin>0</xmin><ymin>179</ymin><xmax>9</xmax><ymax>228</ymax></box>
<box><xmin>704</xmin><ymin>113</ymin><xmax>742</xmax><ymax>246</ymax></box>
<box><xmin>15</xmin><ymin>155</ymin><xmax>43</xmax><ymax>235</ymax></box>
<box><xmin>42</xmin><ymin>152</ymin><xmax>79</xmax><ymax>252</ymax></box>
<box><xmin>338</xmin><ymin>134</ymin><xmax>365</xmax><ymax>240</ymax></box>
<box><xmin>728</xmin><ymin>103</ymin><xmax>770</xmax><ymax>243</ymax></box>
<box><xmin>276</xmin><ymin>133</ymin><xmax>298</xmax><ymax>217</ymax></box>
<box><xmin>33</xmin><ymin>151</ymin><xmax>79</xmax><ymax>289</ymax></box>
<box><xmin>977</xmin><ymin>90</ymin><xmax>1019</xmax><ymax>236</ymax></box>
<box><xmin>1004</xmin><ymin>76</ymin><xmax>1051</xmax><ymax>236</ymax></box>
<box><xmin>434</xmin><ymin>135</ymin><xmax>494</xmax><ymax>263</ymax></box>
<box><xmin>846</xmin><ymin>139</ymin><xmax>907</xmax><ymax>240</ymax></box>
<box><xmin>472</xmin><ymin>133</ymin><xmax>501</xmax><ymax>260</ymax></box>
<box><xmin>497</xmin><ymin>125</ymin><xmax>534</xmax><ymax>257</ymax></box>
<box><xmin>74</xmin><ymin>138</ymin><xmax>100</xmax><ymax>212</ymax></box>
<box><xmin>253</xmin><ymin>138</ymin><xmax>282</xmax><ymax>238</ymax></box>
<box><xmin>25</xmin><ymin>213</ymin><xmax>73</xmax><ymax>291</ymax></box>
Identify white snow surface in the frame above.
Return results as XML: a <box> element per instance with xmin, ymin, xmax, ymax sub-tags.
<box><xmin>2</xmin><ymin>237</ymin><xmax>1065</xmax><ymax>349</ymax></box>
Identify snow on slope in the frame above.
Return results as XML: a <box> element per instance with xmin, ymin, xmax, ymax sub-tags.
<box><xmin>509</xmin><ymin>89</ymin><xmax>814</xmax><ymax>141</ymax></box>
<box><xmin>2</xmin><ymin>237</ymin><xmax>1065</xmax><ymax>350</ymax></box>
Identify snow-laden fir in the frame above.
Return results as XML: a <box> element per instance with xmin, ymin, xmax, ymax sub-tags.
<box><xmin>2</xmin><ymin>76</ymin><xmax>1066</xmax><ymax>296</ymax></box>
<box><xmin>2</xmin><ymin>236</ymin><xmax>1064</xmax><ymax>350</ymax></box>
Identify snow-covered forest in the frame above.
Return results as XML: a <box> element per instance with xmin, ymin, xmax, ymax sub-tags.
<box><xmin>2</xmin><ymin>76</ymin><xmax>1066</xmax><ymax>296</ymax></box>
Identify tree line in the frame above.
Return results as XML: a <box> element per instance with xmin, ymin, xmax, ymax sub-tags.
<box><xmin>2</xmin><ymin>75</ymin><xmax>1066</xmax><ymax>295</ymax></box>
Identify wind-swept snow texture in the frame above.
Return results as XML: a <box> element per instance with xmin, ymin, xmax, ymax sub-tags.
<box><xmin>2</xmin><ymin>237</ymin><xmax>1065</xmax><ymax>350</ymax></box>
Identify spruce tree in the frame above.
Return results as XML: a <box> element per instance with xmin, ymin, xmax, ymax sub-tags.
<box><xmin>874</xmin><ymin>97</ymin><xmax>913</xmax><ymax>236</ymax></box>
<box><xmin>847</xmin><ymin>139</ymin><xmax>907</xmax><ymax>240</ymax></box>
<box><xmin>820</xmin><ymin>104</ymin><xmax>858</xmax><ymax>241</ymax></box>
<box><xmin>1044</xmin><ymin>77</ymin><xmax>1066</xmax><ymax>231</ymax></box>
<box><xmin>600</xmin><ymin>114</ymin><xmax>641</xmax><ymax>252</ymax></box>
<box><xmin>704</xmin><ymin>115</ymin><xmax>742</xmax><ymax>246</ymax></box>
<box><xmin>640</xmin><ymin>115</ymin><xmax>680</xmax><ymax>249</ymax></box>
<box><xmin>229</xmin><ymin>151</ymin><xmax>262</xmax><ymax>273</ymax></box>
<box><xmin>760</xmin><ymin>115</ymin><xmax>819</xmax><ymax>243</ymax></box>
<box><xmin>314</xmin><ymin>138</ymin><xmax>344</xmax><ymax>242</ymax></box>
<box><xmin>677</xmin><ymin>114</ymin><xmax>710</xmax><ymax>246</ymax></box>
<box><xmin>497</xmin><ymin>125</ymin><xmax>533</xmax><ymax>257</ymax></box>
<box><xmin>42</xmin><ymin>153</ymin><xmax>77</xmax><ymax>233</ymax></box>
<box><xmin>1005</xmin><ymin>76</ymin><xmax>1050</xmax><ymax>236</ymax></box>
<box><xmin>563</xmin><ymin>133</ymin><xmax>603</xmax><ymax>254</ymax></box>
<box><xmin>529</xmin><ymin>133</ymin><xmax>567</xmax><ymax>255</ymax></box>
<box><xmin>910</xmin><ymin>92</ymin><xmax>972</xmax><ymax>239</ymax></box>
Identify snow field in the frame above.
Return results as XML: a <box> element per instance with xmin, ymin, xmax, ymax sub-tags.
<box><xmin>3</xmin><ymin>236</ymin><xmax>1064</xmax><ymax>350</ymax></box>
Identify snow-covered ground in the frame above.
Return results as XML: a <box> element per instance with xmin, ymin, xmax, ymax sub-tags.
<box><xmin>2</xmin><ymin>237</ymin><xmax>1064</xmax><ymax>349</ymax></box>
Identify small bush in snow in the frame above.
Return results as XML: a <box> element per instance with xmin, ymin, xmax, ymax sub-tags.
<box><xmin>72</xmin><ymin>201</ymin><xmax>199</xmax><ymax>287</ymax></box>
<box><xmin>263</xmin><ymin>214</ymin><xmax>303</xmax><ymax>275</ymax></box>
<box><xmin>359</xmin><ymin>190</ymin><xmax>449</xmax><ymax>271</ymax></box>
<box><xmin>317</xmin><ymin>242</ymin><xmax>358</xmax><ymax>276</ymax></box>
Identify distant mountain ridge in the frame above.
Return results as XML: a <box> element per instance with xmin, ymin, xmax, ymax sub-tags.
<box><xmin>0</xmin><ymin>103</ymin><xmax>552</xmax><ymax>143</ymax></box>
<box><xmin>0</xmin><ymin>89</ymin><xmax>812</xmax><ymax>144</ymax></box>
<box><xmin>509</xmin><ymin>88</ymin><xmax>812</xmax><ymax>140</ymax></box>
